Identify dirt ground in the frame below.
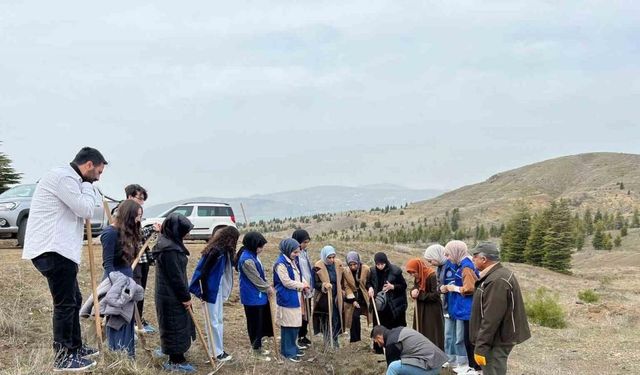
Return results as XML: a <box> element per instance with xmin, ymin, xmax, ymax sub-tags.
<box><xmin>0</xmin><ymin>238</ymin><xmax>639</xmax><ymax>375</ymax></box>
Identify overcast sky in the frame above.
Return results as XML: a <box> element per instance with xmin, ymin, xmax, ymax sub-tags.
<box><xmin>1</xmin><ymin>1</ymin><xmax>639</xmax><ymax>206</ymax></box>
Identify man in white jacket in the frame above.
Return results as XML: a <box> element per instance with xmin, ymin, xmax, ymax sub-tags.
<box><xmin>22</xmin><ymin>147</ymin><xmax>107</xmax><ymax>372</ymax></box>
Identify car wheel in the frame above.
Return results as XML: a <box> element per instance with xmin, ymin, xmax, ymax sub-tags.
<box><xmin>17</xmin><ymin>218</ymin><xmax>27</xmax><ymax>247</ymax></box>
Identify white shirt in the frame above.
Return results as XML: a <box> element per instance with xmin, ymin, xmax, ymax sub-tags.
<box><xmin>22</xmin><ymin>165</ymin><xmax>98</xmax><ymax>264</ymax></box>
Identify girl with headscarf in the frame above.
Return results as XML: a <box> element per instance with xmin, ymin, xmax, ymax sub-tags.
<box><xmin>100</xmin><ymin>199</ymin><xmax>143</xmax><ymax>358</ymax></box>
<box><xmin>424</xmin><ymin>243</ymin><xmax>457</xmax><ymax>367</ymax></box>
<box><xmin>312</xmin><ymin>245</ymin><xmax>343</xmax><ymax>348</ymax></box>
<box><xmin>405</xmin><ymin>258</ymin><xmax>444</xmax><ymax>351</ymax></box>
<box><xmin>366</xmin><ymin>252</ymin><xmax>408</xmax><ymax>330</ymax></box>
<box><xmin>189</xmin><ymin>226</ymin><xmax>240</xmax><ymax>362</ymax></box>
<box><xmin>273</xmin><ymin>238</ymin><xmax>310</xmax><ymax>362</ymax></box>
<box><xmin>292</xmin><ymin>229</ymin><xmax>314</xmax><ymax>348</ymax></box>
<box><xmin>342</xmin><ymin>250</ymin><xmax>372</xmax><ymax>343</ymax></box>
<box><xmin>152</xmin><ymin>213</ymin><xmax>196</xmax><ymax>373</ymax></box>
<box><xmin>442</xmin><ymin>240</ymin><xmax>480</xmax><ymax>373</ymax></box>
<box><xmin>235</xmin><ymin>232</ymin><xmax>274</xmax><ymax>361</ymax></box>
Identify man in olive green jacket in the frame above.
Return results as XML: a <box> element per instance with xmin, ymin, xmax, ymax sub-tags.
<box><xmin>469</xmin><ymin>242</ymin><xmax>531</xmax><ymax>375</ymax></box>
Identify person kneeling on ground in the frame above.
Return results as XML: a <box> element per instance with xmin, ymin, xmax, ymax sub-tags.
<box><xmin>371</xmin><ymin>325</ymin><xmax>448</xmax><ymax>375</ymax></box>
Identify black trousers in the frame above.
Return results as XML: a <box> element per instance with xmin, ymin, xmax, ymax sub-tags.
<box><xmin>464</xmin><ymin>320</ymin><xmax>481</xmax><ymax>370</ymax></box>
<box><xmin>32</xmin><ymin>252</ymin><xmax>83</xmax><ymax>355</ymax></box>
<box><xmin>133</xmin><ymin>262</ymin><xmax>150</xmax><ymax>320</ymax></box>
<box><xmin>349</xmin><ymin>306</ymin><xmax>362</xmax><ymax>342</ymax></box>
<box><xmin>244</xmin><ymin>304</ymin><xmax>274</xmax><ymax>349</ymax></box>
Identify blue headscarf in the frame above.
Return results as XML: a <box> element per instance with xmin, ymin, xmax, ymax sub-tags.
<box><xmin>279</xmin><ymin>238</ymin><xmax>300</xmax><ymax>259</ymax></box>
<box><xmin>346</xmin><ymin>251</ymin><xmax>360</xmax><ymax>265</ymax></box>
<box><xmin>320</xmin><ymin>245</ymin><xmax>336</xmax><ymax>264</ymax></box>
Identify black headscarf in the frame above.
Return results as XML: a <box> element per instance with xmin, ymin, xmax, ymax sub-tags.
<box><xmin>242</xmin><ymin>231</ymin><xmax>268</xmax><ymax>253</ymax></box>
<box><xmin>156</xmin><ymin>213</ymin><xmax>193</xmax><ymax>254</ymax></box>
<box><xmin>374</xmin><ymin>252</ymin><xmax>390</xmax><ymax>267</ymax></box>
<box><xmin>292</xmin><ymin>229</ymin><xmax>310</xmax><ymax>244</ymax></box>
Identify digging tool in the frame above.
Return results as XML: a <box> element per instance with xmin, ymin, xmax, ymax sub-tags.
<box><xmin>267</xmin><ymin>293</ymin><xmax>280</xmax><ymax>358</ymax></box>
<box><xmin>187</xmin><ymin>306</ymin><xmax>222</xmax><ymax>374</ymax></box>
<box><xmin>131</xmin><ymin>235</ymin><xmax>156</xmax><ymax>270</ymax></box>
<box><xmin>306</xmin><ymin>298</ymin><xmax>313</xmax><ymax>345</ymax></box>
<box><xmin>200</xmin><ymin>280</ymin><xmax>218</xmax><ymax>362</ymax></box>
<box><xmin>370</xmin><ymin>291</ymin><xmax>386</xmax><ymax>356</ymax></box>
<box><xmin>414</xmin><ymin>299</ymin><xmax>420</xmax><ymax>333</ymax></box>
<box><xmin>85</xmin><ymin>219</ymin><xmax>103</xmax><ymax>349</ymax></box>
<box><xmin>328</xmin><ymin>287</ymin><xmax>334</xmax><ymax>349</ymax></box>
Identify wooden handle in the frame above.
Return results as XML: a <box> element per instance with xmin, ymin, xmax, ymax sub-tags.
<box><xmin>85</xmin><ymin>219</ymin><xmax>103</xmax><ymax>348</ymax></box>
<box><xmin>268</xmin><ymin>293</ymin><xmax>280</xmax><ymax>358</ymax></box>
<box><xmin>187</xmin><ymin>306</ymin><xmax>217</xmax><ymax>369</ymax></box>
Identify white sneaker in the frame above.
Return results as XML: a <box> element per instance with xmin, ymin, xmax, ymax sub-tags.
<box><xmin>453</xmin><ymin>365</ymin><xmax>471</xmax><ymax>374</ymax></box>
<box><xmin>454</xmin><ymin>366</ymin><xmax>479</xmax><ymax>375</ymax></box>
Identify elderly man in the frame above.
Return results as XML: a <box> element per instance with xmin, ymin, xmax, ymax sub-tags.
<box><xmin>23</xmin><ymin>147</ymin><xmax>107</xmax><ymax>372</ymax></box>
<box><xmin>469</xmin><ymin>242</ymin><xmax>531</xmax><ymax>375</ymax></box>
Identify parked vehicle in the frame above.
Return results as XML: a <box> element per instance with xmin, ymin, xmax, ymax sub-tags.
<box><xmin>0</xmin><ymin>183</ymin><xmax>116</xmax><ymax>247</ymax></box>
<box><xmin>141</xmin><ymin>202</ymin><xmax>236</xmax><ymax>241</ymax></box>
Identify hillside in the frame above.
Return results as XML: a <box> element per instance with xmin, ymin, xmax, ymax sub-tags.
<box><xmin>243</xmin><ymin>152</ymin><xmax>640</xmax><ymax>247</ymax></box>
<box><xmin>409</xmin><ymin>152</ymin><xmax>640</xmax><ymax>225</ymax></box>
<box><xmin>143</xmin><ymin>185</ymin><xmax>444</xmax><ymax>221</ymax></box>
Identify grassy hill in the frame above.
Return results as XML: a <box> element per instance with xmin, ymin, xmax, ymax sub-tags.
<box><xmin>245</xmin><ymin>152</ymin><xmax>640</xmax><ymax>245</ymax></box>
<box><xmin>409</xmin><ymin>152</ymin><xmax>640</xmax><ymax>225</ymax></box>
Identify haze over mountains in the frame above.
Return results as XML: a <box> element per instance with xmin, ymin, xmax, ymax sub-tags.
<box><xmin>143</xmin><ymin>184</ymin><xmax>444</xmax><ymax>221</ymax></box>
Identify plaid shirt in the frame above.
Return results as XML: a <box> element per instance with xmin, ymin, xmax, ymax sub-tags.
<box><xmin>138</xmin><ymin>226</ymin><xmax>157</xmax><ymax>264</ymax></box>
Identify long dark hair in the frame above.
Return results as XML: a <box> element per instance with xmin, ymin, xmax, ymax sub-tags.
<box><xmin>202</xmin><ymin>226</ymin><xmax>240</xmax><ymax>262</ymax></box>
<box><xmin>113</xmin><ymin>199</ymin><xmax>142</xmax><ymax>264</ymax></box>
<box><xmin>233</xmin><ymin>231</ymin><xmax>268</xmax><ymax>271</ymax></box>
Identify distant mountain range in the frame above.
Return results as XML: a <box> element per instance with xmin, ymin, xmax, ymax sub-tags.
<box><xmin>143</xmin><ymin>184</ymin><xmax>445</xmax><ymax>221</ymax></box>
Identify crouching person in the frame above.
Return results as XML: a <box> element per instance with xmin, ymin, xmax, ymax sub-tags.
<box><xmin>371</xmin><ymin>325</ymin><xmax>448</xmax><ymax>375</ymax></box>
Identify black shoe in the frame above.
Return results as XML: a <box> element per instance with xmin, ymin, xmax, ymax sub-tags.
<box><xmin>77</xmin><ymin>344</ymin><xmax>99</xmax><ymax>359</ymax></box>
<box><xmin>298</xmin><ymin>337</ymin><xmax>312</xmax><ymax>346</ymax></box>
<box><xmin>53</xmin><ymin>353</ymin><xmax>96</xmax><ymax>372</ymax></box>
<box><xmin>216</xmin><ymin>352</ymin><xmax>232</xmax><ymax>362</ymax></box>
<box><xmin>296</xmin><ymin>339</ymin><xmax>309</xmax><ymax>350</ymax></box>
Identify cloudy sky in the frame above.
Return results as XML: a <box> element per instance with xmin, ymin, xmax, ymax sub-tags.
<box><xmin>1</xmin><ymin>1</ymin><xmax>639</xmax><ymax>205</ymax></box>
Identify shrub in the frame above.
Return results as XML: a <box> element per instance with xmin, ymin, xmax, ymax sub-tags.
<box><xmin>525</xmin><ymin>287</ymin><xmax>567</xmax><ymax>328</ymax></box>
<box><xmin>577</xmin><ymin>289</ymin><xmax>600</xmax><ymax>303</ymax></box>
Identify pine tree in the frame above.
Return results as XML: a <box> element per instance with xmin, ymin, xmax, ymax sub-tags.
<box><xmin>621</xmin><ymin>224</ymin><xmax>628</xmax><ymax>237</ymax></box>
<box><xmin>592</xmin><ymin>223</ymin><xmax>605</xmax><ymax>250</ymax></box>
<box><xmin>451</xmin><ymin>208</ymin><xmax>460</xmax><ymax>232</ymax></box>
<box><xmin>603</xmin><ymin>233</ymin><xmax>613</xmax><ymax>250</ymax></box>
<box><xmin>614</xmin><ymin>235</ymin><xmax>622</xmax><ymax>247</ymax></box>
<box><xmin>583</xmin><ymin>209</ymin><xmax>594</xmax><ymax>235</ymax></box>
<box><xmin>594</xmin><ymin>209</ymin><xmax>603</xmax><ymax>223</ymax></box>
<box><xmin>632</xmin><ymin>209</ymin><xmax>640</xmax><ymax>228</ymax></box>
<box><xmin>525</xmin><ymin>210</ymin><xmax>550</xmax><ymax>266</ymax></box>
<box><xmin>542</xmin><ymin>200</ymin><xmax>574</xmax><ymax>273</ymax></box>
<box><xmin>501</xmin><ymin>204</ymin><xmax>531</xmax><ymax>263</ymax></box>
<box><xmin>0</xmin><ymin>143</ymin><xmax>22</xmax><ymax>193</ymax></box>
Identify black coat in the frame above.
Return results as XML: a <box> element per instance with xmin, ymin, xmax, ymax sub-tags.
<box><xmin>152</xmin><ymin>214</ymin><xmax>195</xmax><ymax>355</ymax></box>
<box><xmin>368</xmin><ymin>263</ymin><xmax>408</xmax><ymax>325</ymax></box>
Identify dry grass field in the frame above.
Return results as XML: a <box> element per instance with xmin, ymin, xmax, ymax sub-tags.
<box><xmin>1</xmin><ymin>236</ymin><xmax>639</xmax><ymax>375</ymax></box>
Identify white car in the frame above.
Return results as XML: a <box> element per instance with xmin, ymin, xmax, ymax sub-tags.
<box><xmin>142</xmin><ymin>202</ymin><xmax>236</xmax><ymax>241</ymax></box>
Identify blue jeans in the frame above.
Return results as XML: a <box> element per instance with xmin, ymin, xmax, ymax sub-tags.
<box><xmin>107</xmin><ymin>318</ymin><xmax>135</xmax><ymax>358</ymax></box>
<box><xmin>280</xmin><ymin>326</ymin><xmax>299</xmax><ymax>358</ymax></box>
<box><xmin>445</xmin><ymin>317</ymin><xmax>467</xmax><ymax>366</ymax></box>
<box><xmin>387</xmin><ymin>360</ymin><xmax>440</xmax><ymax>375</ymax></box>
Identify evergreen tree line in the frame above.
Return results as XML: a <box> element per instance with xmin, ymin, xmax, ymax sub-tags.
<box><xmin>501</xmin><ymin>201</ymin><xmax>635</xmax><ymax>273</ymax></box>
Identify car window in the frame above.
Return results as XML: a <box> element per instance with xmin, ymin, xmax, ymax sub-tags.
<box><xmin>197</xmin><ymin>206</ymin><xmax>233</xmax><ymax>217</ymax></box>
<box><xmin>0</xmin><ymin>184</ymin><xmax>36</xmax><ymax>198</ymax></box>
<box><xmin>163</xmin><ymin>205</ymin><xmax>193</xmax><ymax>217</ymax></box>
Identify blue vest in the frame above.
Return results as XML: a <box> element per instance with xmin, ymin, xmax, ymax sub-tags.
<box><xmin>449</xmin><ymin>257</ymin><xmax>478</xmax><ymax>321</ymax></box>
<box><xmin>239</xmin><ymin>250</ymin><xmax>268</xmax><ymax>306</ymax></box>
<box><xmin>273</xmin><ymin>254</ymin><xmax>300</xmax><ymax>308</ymax></box>
<box><xmin>189</xmin><ymin>252</ymin><xmax>226</xmax><ymax>303</ymax></box>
